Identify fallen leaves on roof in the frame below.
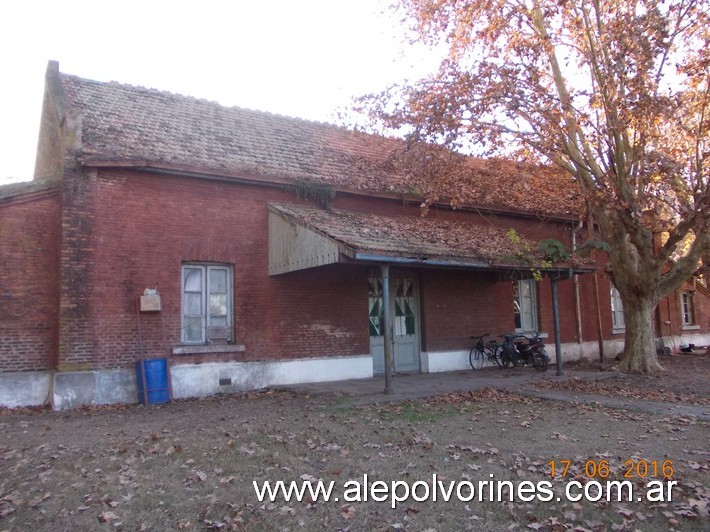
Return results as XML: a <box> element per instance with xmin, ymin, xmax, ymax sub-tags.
<box><xmin>59</xmin><ymin>72</ymin><xmax>582</xmax><ymax>218</ymax></box>
<box><xmin>270</xmin><ymin>202</ymin><xmax>547</xmax><ymax>267</ymax></box>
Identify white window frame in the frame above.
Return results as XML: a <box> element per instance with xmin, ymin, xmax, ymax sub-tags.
<box><xmin>181</xmin><ymin>263</ymin><xmax>233</xmax><ymax>344</ymax></box>
<box><xmin>610</xmin><ymin>286</ymin><xmax>625</xmax><ymax>332</ymax></box>
<box><xmin>514</xmin><ymin>279</ymin><xmax>538</xmax><ymax>333</ymax></box>
<box><xmin>680</xmin><ymin>291</ymin><xmax>695</xmax><ymax>327</ymax></box>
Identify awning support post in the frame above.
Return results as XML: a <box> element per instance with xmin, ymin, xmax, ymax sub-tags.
<box><xmin>551</xmin><ymin>275</ymin><xmax>563</xmax><ymax>376</ymax></box>
<box><xmin>381</xmin><ymin>264</ymin><xmax>393</xmax><ymax>395</ymax></box>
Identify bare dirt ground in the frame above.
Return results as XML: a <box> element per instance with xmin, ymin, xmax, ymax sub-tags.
<box><xmin>549</xmin><ymin>351</ymin><xmax>710</xmax><ymax>406</ymax></box>
<box><xmin>1</xmin><ymin>352</ymin><xmax>708</xmax><ymax>531</ymax></box>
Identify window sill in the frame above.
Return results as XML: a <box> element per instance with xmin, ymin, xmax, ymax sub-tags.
<box><xmin>515</xmin><ymin>331</ymin><xmax>548</xmax><ymax>338</ymax></box>
<box><xmin>681</xmin><ymin>324</ymin><xmax>700</xmax><ymax>331</ymax></box>
<box><xmin>172</xmin><ymin>344</ymin><xmax>246</xmax><ymax>356</ymax></box>
<box><xmin>612</xmin><ymin>327</ymin><xmax>625</xmax><ymax>335</ymax></box>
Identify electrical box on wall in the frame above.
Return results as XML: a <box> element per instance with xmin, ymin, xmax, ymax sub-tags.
<box><xmin>140</xmin><ymin>289</ymin><xmax>161</xmax><ymax>312</ymax></box>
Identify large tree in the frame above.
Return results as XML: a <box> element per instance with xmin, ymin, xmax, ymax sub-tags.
<box><xmin>356</xmin><ymin>0</ymin><xmax>709</xmax><ymax>373</ymax></box>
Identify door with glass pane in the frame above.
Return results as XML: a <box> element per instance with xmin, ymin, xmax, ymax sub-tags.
<box><xmin>513</xmin><ymin>279</ymin><xmax>538</xmax><ymax>333</ymax></box>
<box><xmin>369</xmin><ymin>275</ymin><xmax>421</xmax><ymax>374</ymax></box>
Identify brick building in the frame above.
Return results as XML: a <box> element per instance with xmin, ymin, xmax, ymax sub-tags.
<box><xmin>1</xmin><ymin>62</ymin><xmax>708</xmax><ymax>408</ymax></box>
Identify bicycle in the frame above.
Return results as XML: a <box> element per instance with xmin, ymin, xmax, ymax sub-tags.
<box><xmin>499</xmin><ymin>333</ymin><xmax>549</xmax><ymax>371</ymax></box>
<box><xmin>469</xmin><ymin>333</ymin><xmax>503</xmax><ymax>370</ymax></box>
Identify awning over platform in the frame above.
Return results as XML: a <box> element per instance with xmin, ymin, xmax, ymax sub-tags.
<box><xmin>268</xmin><ymin>202</ymin><xmax>594</xmax><ymax>277</ymax></box>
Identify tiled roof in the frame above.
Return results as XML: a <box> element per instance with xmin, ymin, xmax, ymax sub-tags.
<box><xmin>269</xmin><ymin>202</ymin><xmax>554</xmax><ymax>269</ymax></box>
<box><xmin>0</xmin><ymin>180</ymin><xmax>59</xmax><ymax>202</ymax></box>
<box><xmin>56</xmin><ymin>68</ymin><xmax>581</xmax><ymax>217</ymax></box>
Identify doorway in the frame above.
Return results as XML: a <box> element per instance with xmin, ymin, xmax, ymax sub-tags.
<box><xmin>369</xmin><ymin>275</ymin><xmax>421</xmax><ymax>374</ymax></box>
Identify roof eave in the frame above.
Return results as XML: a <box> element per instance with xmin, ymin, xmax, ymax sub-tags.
<box><xmin>350</xmin><ymin>251</ymin><xmax>595</xmax><ymax>276</ymax></box>
<box><xmin>82</xmin><ymin>159</ymin><xmax>582</xmax><ymax>222</ymax></box>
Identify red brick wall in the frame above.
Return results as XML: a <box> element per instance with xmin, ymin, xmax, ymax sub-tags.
<box><xmin>5</xmin><ymin>167</ymin><xmax>707</xmax><ymax>375</ymax></box>
<box><xmin>419</xmin><ymin>270</ymin><xmax>505</xmax><ymax>351</ymax></box>
<box><xmin>0</xmin><ymin>187</ymin><xmax>61</xmax><ymax>371</ymax></box>
<box><xmin>688</xmin><ymin>285</ymin><xmax>710</xmax><ymax>331</ymax></box>
<box><xmin>419</xmin><ymin>270</ymin><xmax>592</xmax><ymax>352</ymax></box>
<box><xmin>656</xmin><ymin>279</ymin><xmax>710</xmax><ymax>340</ymax></box>
<box><xmin>57</xmin><ymin>168</ymin><xmax>97</xmax><ymax>370</ymax></box>
<box><xmin>58</xmin><ymin>169</ymin><xmax>620</xmax><ymax>369</ymax></box>
<box><xmin>51</xmin><ymin>166</ymin><xmax>708</xmax><ymax>371</ymax></box>
<box><xmin>73</xmin><ymin>170</ymin><xmax>372</xmax><ymax>369</ymax></box>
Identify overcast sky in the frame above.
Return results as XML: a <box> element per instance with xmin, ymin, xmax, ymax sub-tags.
<box><xmin>0</xmin><ymin>0</ymin><xmax>436</xmax><ymax>184</ymax></box>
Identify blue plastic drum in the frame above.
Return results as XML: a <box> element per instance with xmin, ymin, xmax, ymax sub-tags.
<box><xmin>135</xmin><ymin>358</ymin><xmax>170</xmax><ymax>405</ymax></box>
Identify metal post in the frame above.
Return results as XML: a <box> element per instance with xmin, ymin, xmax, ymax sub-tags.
<box><xmin>136</xmin><ymin>297</ymin><xmax>149</xmax><ymax>404</ymax></box>
<box><xmin>381</xmin><ymin>264</ymin><xmax>393</xmax><ymax>395</ymax></box>
<box><xmin>587</xmin><ymin>212</ymin><xmax>605</xmax><ymax>365</ymax></box>
<box><xmin>592</xmin><ymin>272</ymin><xmax>605</xmax><ymax>364</ymax></box>
<box><xmin>571</xmin><ymin>221</ymin><xmax>584</xmax><ymax>344</ymax></box>
<box><xmin>551</xmin><ymin>276</ymin><xmax>563</xmax><ymax>376</ymax></box>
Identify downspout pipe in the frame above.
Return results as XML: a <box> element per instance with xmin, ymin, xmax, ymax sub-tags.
<box><xmin>381</xmin><ymin>264</ymin><xmax>393</xmax><ymax>395</ymax></box>
<box><xmin>572</xmin><ymin>221</ymin><xmax>584</xmax><ymax>344</ymax></box>
<box><xmin>551</xmin><ymin>275</ymin><xmax>563</xmax><ymax>376</ymax></box>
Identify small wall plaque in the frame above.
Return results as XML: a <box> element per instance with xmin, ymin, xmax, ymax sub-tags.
<box><xmin>140</xmin><ymin>295</ymin><xmax>161</xmax><ymax>312</ymax></box>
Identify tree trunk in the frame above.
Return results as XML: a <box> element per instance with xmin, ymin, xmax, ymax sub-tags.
<box><xmin>617</xmin><ymin>297</ymin><xmax>663</xmax><ymax>373</ymax></box>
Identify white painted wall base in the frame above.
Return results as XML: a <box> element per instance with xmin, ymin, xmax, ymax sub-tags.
<box><xmin>550</xmin><ymin>340</ymin><xmax>626</xmax><ymax>364</ymax></box>
<box><xmin>422</xmin><ymin>338</ymin><xmax>642</xmax><ymax>372</ymax></box>
<box><xmin>3</xmin><ymin>333</ymin><xmax>707</xmax><ymax>409</ymax></box>
<box><xmin>1</xmin><ymin>354</ymin><xmax>373</xmax><ymax>410</ymax></box>
<box><xmin>0</xmin><ymin>371</ymin><xmax>52</xmax><ymax>408</ymax></box>
<box><xmin>170</xmin><ymin>354</ymin><xmax>373</xmax><ymax>399</ymax></box>
<box><xmin>664</xmin><ymin>332</ymin><xmax>710</xmax><ymax>351</ymax></box>
<box><xmin>52</xmin><ymin>369</ymin><xmax>137</xmax><ymax>410</ymax></box>
<box><xmin>420</xmin><ymin>350</ymin><xmax>470</xmax><ymax>373</ymax></box>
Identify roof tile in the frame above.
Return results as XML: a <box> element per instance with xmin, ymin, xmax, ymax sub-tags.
<box><xmin>59</xmin><ymin>71</ymin><xmax>581</xmax><ymax>217</ymax></box>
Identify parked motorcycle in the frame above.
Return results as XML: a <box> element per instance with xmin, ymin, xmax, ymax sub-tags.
<box><xmin>499</xmin><ymin>333</ymin><xmax>549</xmax><ymax>372</ymax></box>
